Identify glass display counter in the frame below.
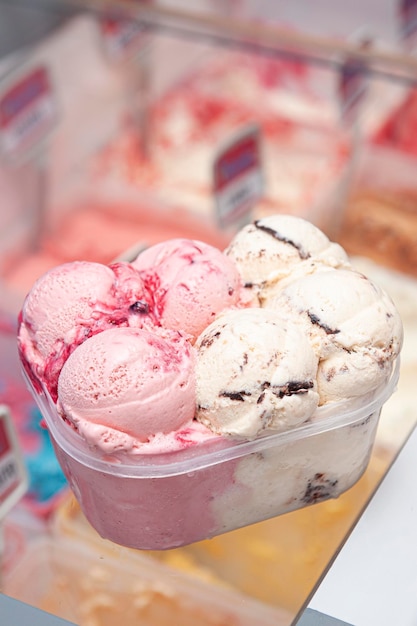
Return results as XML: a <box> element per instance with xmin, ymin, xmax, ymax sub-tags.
<box><xmin>0</xmin><ymin>3</ymin><xmax>416</xmax><ymax>626</ymax></box>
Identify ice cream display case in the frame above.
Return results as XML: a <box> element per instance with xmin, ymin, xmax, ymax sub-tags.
<box><xmin>2</xmin><ymin>0</ymin><xmax>417</xmax><ymax>314</ymax></box>
<box><xmin>0</xmin><ymin>2</ymin><xmax>417</xmax><ymax>626</ymax></box>
<box><xmin>0</xmin><ymin>0</ymin><xmax>366</xmax><ymax>318</ymax></box>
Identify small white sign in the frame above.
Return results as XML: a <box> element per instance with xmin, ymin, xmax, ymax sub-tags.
<box><xmin>0</xmin><ymin>65</ymin><xmax>58</xmax><ymax>165</ymax></box>
<box><xmin>0</xmin><ymin>405</ymin><xmax>27</xmax><ymax>521</ymax></box>
<box><xmin>213</xmin><ymin>124</ymin><xmax>264</xmax><ymax>228</ymax></box>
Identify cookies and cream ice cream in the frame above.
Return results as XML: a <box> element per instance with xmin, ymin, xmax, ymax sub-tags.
<box><xmin>225</xmin><ymin>215</ymin><xmax>350</xmax><ymax>305</ymax></box>
<box><xmin>195</xmin><ymin>308</ymin><xmax>319</xmax><ymax>438</ymax></box>
<box><xmin>267</xmin><ymin>268</ymin><xmax>403</xmax><ymax>403</ymax></box>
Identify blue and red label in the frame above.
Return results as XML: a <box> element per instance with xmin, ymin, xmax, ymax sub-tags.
<box><xmin>213</xmin><ymin>125</ymin><xmax>264</xmax><ymax>228</ymax></box>
<box><xmin>0</xmin><ymin>65</ymin><xmax>57</xmax><ymax>164</ymax></box>
<box><xmin>100</xmin><ymin>13</ymin><xmax>151</xmax><ymax>62</ymax></box>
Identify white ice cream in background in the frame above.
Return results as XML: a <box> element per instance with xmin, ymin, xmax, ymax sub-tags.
<box><xmin>195</xmin><ymin>308</ymin><xmax>319</xmax><ymax>439</ymax></box>
<box><xmin>225</xmin><ymin>214</ymin><xmax>350</xmax><ymax>305</ymax></box>
<box><xmin>189</xmin><ymin>51</ymin><xmax>339</xmax><ymax>127</ymax></box>
<box><xmin>153</xmin><ymin>86</ymin><xmax>348</xmax><ymax>223</ymax></box>
<box><xmin>266</xmin><ymin>268</ymin><xmax>403</xmax><ymax>404</ymax></box>
<box><xmin>88</xmin><ymin>46</ymin><xmax>350</xmax><ymax>227</ymax></box>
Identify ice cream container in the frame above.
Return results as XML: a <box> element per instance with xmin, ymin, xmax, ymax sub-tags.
<box><xmin>4</xmin><ymin>536</ymin><xmax>289</xmax><ymax>626</ymax></box>
<box><xmin>22</xmin><ymin>357</ymin><xmax>400</xmax><ymax>551</ymax></box>
<box><xmin>50</xmin><ymin>449</ymin><xmax>389</xmax><ymax>615</ymax></box>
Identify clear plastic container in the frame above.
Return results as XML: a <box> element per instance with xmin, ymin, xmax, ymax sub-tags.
<box><xmin>49</xmin><ymin>453</ymin><xmax>390</xmax><ymax>616</ymax></box>
<box><xmin>22</xmin><ymin>358</ymin><xmax>400</xmax><ymax>551</ymax></box>
<box><xmin>4</xmin><ymin>536</ymin><xmax>289</xmax><ymax>626</ymax></box>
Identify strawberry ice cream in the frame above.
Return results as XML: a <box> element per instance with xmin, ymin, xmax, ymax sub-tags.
<box><xmin>132</xmin><ymin>238</ymin><xmax>244</xmax><ymax>341</ymax></box>
<box><xmin>18</xmin><ymin>260</ymin><xmax>154</xmax><ymax>401</ymax></box>
<box><xmin>57</xmin><ymin>327</ymin><xmax>197</xmax><ymax>452</ymax></box>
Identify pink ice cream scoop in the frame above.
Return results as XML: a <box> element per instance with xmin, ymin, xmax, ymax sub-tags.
<box><xmin>18</xmin><ymin>261</ymin><xmax>154</xmax><ymax>401</ymax></box>
<box><xmin>132</xmin><ymin>239</ymin><xmax>244</xmax><ymax>341</ymax></box>
<box><xmin>57</xmin><ymin>327</ymin><xmax>196</xmax><ymax>451</ymax></box>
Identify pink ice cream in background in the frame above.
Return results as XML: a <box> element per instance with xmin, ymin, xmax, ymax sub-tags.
<box><xmin>3</xmin><ymin>200</ymin><xmax>231</xmax><ymax>309</ymax></box>
<box><xmin>373</xmin><ymin>88</ymin><xmax>417</xmax><ymax>155</ymax></box>
<box><xmin>132</xmin><ymin>238</ymin><xmax>244</xmax><ymax>342</ymax></box>
<box><xmin>90</xmin><ymin>47</ymin><xmax>348</xmax><ymax>229</ymax></box>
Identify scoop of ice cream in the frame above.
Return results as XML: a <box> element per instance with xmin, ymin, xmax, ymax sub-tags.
<box><xmin>57</xmin><ymin>327</ymin><xmax>196</xmax><ymax>451</ymax></box>
<box><xmin>18</xmin><ymin>261</ymin><xmax>153</xmax><ymax>400</ymax></box>
<box><xmin>225</xmin><ymin>215</ymin><xmax>350</xmax><ymax>305</ymax></box>
<box><xmin>132</xmin><ymin>238</ymin><xmax>245</xmax><ymax>341</ymax></box>
<box><xmin>109</xmin><ymin>261</ymin><xmax>157</xmax><ymax>329</ymax></box>
<box><xmin>267</xmin><ymin>268</ymin><xmax>403</xmax><ymax>403</ymax></box>
<box><xmin>195</xmin><ymin>307</ymin><xmax>320</xmax><ymax>439</ymax></box>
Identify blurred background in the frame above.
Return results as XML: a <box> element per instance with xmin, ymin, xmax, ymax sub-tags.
<box><xmin>1</xmin><ymin>2</ymin><xmax>417</xmax><ymax>625</ymax></box>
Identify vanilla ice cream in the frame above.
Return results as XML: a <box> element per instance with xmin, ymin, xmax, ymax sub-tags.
<box><xmin>267</xmin><ymin>268</ymin><xmax>403</xmax><ymax>403</ymax></box>
<box><xmin>225</xmin><ymin>215</ymin><xmax>350</xmax><ymax>305</ymax></box>
<box><xmin>195</xmin><ymin>308</ymin><xmax>319</xmax><ymax>439</ymax></box>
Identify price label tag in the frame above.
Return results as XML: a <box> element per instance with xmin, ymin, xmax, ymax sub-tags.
<box><xmin>213</xmin><ymin>124</ymin><xmax>263</xmax><ymax>228</ymax></box>
<box><xmin>0</xmin><ymin>405</ymin><xmax>27</xmax><ymax>521</ymax></box>
<box><xmin>100</xmin><ymin>14</ymin><xmax>151</xmax><ymax>63</ymax></box>
<box><xmin>0</xmin><ymin>65</ymin><xmax>57</xmax><ymax>166</ymax></box>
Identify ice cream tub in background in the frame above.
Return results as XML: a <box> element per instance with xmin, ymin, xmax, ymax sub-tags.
<box><xmin>22</xmin><ymin>358</ymin><xmax>400</xmax><ymax>551</ymax></box>
<box><xmin>4</xmin><ymin>535</ymin><xmax>289</xmax><ymax>626</ymax></box>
